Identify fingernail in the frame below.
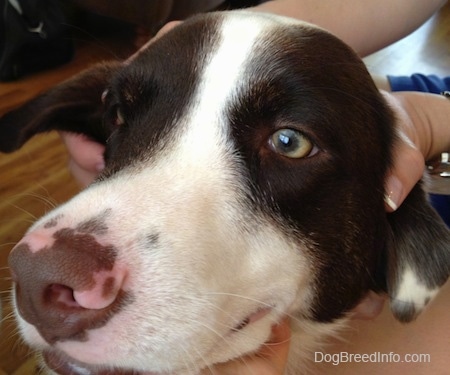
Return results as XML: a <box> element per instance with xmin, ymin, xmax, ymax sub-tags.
<box><xmin>384</xmin><ymin>175</ymin><xmax>403</xmax><ymax>211</ymax></box>
<box><xmin>384</xmin><ymin>195</ymin><xmax>398</xmax><ymax>211</ymax></box>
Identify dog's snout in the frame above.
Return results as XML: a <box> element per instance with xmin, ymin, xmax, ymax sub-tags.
<box><xmin>9</xmin><ymin>228</ymin><xmax>129</xmax><ymax>344</ymax></box>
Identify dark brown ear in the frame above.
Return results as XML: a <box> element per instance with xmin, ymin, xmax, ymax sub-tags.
<box><xmin>386</xmin><ymin>183</ymin><xmax>450</xmax><ymax>322</ymax></box>
<box><xmin>0</xmin><ymin>62</ymin><xmax>121</xmax><ymax>153</ymax></box>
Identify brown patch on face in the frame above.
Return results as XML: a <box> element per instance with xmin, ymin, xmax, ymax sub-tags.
<box><xmin>146</xmin><ymin>233</ymin><xmax>159</xmax><ymax>247</ymax></box>
<box><xmin>9</xmin><ymin>227</ymin><xmax>131</xmax><ymax>344</ymax></box>
<box><xmin>76</xmin><ymin>209</ymin><xmax>111</xmax><ymax>235</ymax></box>
<box><xmin>43</xmin><ymin>214</ymin><xmax>63</xmax><ymax>229</ymax></box>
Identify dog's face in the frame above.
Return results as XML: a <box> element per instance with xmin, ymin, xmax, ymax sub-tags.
<box><xmin>1</xmin><ymin>11</ymin><xmax>449</xmax><ymax>375</ymax></box>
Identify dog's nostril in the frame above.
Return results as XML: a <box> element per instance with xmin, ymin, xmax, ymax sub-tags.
<box><xmin>14</xmin><ymin>277</ymin><xmax>129</xmax><ymax>344</ymax></box>
<box><xmin>72</xmin><ymin>276</ymin><xmax>123</xmax><ymax>310</ymax></box>
<box><xmin>44</xmin><ymin>284</ymin><xmax>81</xmax><ymax>309</ymax></box>
<box><xmin>9</xmin><ymin>233</ymin><xmax>130</xmax><ymax>343</ymax></box>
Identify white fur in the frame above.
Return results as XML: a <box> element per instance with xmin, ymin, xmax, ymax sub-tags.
<box><xmin>395</xmin><ymin>266</ymin><xmax>438</xmax><ymax>309</ymax></box>
<box><xmin>13</xmin><ymin>13</ymin><xmax>340</xmax><ymax>375</ymax></box>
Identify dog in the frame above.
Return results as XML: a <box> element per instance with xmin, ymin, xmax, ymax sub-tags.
<box><xmin>1</xmin><ymin>11</ymin><xmax>449</xmax><ymax>375</ymax></box>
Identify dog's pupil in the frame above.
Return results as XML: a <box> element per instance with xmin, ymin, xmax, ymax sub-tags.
<box><xmin>279</xmin><ymin>132</ymin><xmax>294</xmax><ymax>148</ymax></box>
<box><xmin>276</xmin><ymin>129</ymin><xmax>299</xmax><ymax>152</ymax></box>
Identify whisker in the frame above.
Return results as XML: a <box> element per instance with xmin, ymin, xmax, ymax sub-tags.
<box><xmin>182</xmin><ymin>294</ymin><xmax>243</xmax><ymax>328</ymax></box>
<box><xmin>177</xmin><ymin>344</ymin><xmax>199</xmax><ymax>375</ymax></box>
<box><xmin>204</xmin><ymin>291</ymin><xmax>303</xmax><ymax>324</ymax></box>
<box><xmin>5</xmin><ymin>202</ymin><xmax>38</xmax><ymax>222</ymax></box>
<box><xmin>25</xmin><ymin>192</ymin><xmax>58</xmax><ymax>210</ymax></box>
<box><xmin>205</xmin><ymin>291</ymin><xmax>273</xmax><ymax>307</ymax></box>
<box><xmin>0</xmin><ymin>290</ymin><xmax>13</xmax><ymax>299</ymax></box>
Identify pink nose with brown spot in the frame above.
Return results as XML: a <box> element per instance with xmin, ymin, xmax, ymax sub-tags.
<box><xmin>9</xmin><ymin>225</ymin><xmax>130</xmax><ymax>344</ymax></box>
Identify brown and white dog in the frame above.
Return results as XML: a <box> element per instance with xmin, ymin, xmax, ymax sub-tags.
<box><xmin>1</xmin><ymin>11</ymin><xmax>449</xmax><ymax>375</ymax></box>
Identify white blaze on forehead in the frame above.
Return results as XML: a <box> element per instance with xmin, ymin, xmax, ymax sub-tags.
<box><xmin>178</xmin><ymin>14</ymin><xmax>266</xmax><ymax>160</ymax></box>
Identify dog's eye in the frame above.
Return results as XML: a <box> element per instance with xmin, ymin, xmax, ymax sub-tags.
<box><xmin>269</xmin><ymin>128</ymin><xmax>314</xmax><ymax>158</ymax></box>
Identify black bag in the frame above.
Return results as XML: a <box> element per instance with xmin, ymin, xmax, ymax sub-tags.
<box><xmin>0</xmin><ymin>0</ymin><xmax>73</xmax><ymax>81</ymax></box>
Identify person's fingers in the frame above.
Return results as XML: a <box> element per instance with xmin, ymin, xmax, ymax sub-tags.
<box><xmin>381</xmin><ymin>91</ymin><xmax>426</xmax><ymax>212</ymax></box>
<box><xmin>384</xmin><ymin>131</ymin><xmax>425</xmax><ymax>211</ymax></box>
<box><xmin>59</xmin><ymin>131</ymin><xmax>105</xmax><ymax>187</ymax></box>
<box><xmin>254</xmin><ymin>317</ymin><xmax>292</xmax><ymax>374</ymax></box>
<box><xmin>67</xmin><ymin>158</ymin><xmax>100</xmax><ymax>188</ymax></box>
<box><xmin>201</xmin><ymin>317</ymin><xmax>291</xmax><ymax>375</ymax></box>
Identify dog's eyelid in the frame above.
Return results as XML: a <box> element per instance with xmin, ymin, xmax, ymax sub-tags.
<box><xmin>102</xmin><ymin>85</ymin><xmax>122</xmax><ymax>104</ymax></box>
<box><xmin>103</xmin><ymin>102</ymin><xmax>126</xmax><ymax>130</ymax></box>
<box><xmin>101</xmin><ymin>89</ymin><xmax>119</xmax><ymax>109</ymax></box>
<box><xmin>273</xmin><ymin>121</ymin><xmax>318</xmax><ymax>143</ymax></box>
<box><xmin>101</xmin><ymin>90</ymin><xmax>109</xmax><ymax>103</ymax></box>
<box><xmin>116</xmin><ymin>107</ymin><xmax>125</xmax><ymax>126</ymax></box>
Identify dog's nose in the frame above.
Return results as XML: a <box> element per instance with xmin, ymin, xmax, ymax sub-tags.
<box><xmin>8</xmin><ymin>228</ymin><xmax>129</xmax><ymax>344</ymax></box>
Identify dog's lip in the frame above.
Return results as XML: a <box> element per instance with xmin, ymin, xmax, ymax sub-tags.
<box><xmin>43</xmin><ymin>308</ymin><xmax>273</xmax><ymax>374</ymax></box>
<box><xmin>232</xmin><ymin>306</ymin><xmax>272</xmax><ymax>332</ymax></box>
<box><xmin>43</xmin><ymin>350</ymin><xmax>156</xmax><ymax>375</ymax></box>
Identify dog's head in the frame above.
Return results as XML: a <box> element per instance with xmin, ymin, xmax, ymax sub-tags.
<box><xmin>1</xmin><ymin>11</ymin><xmax>449</xmax><ymax>375</ymax></box>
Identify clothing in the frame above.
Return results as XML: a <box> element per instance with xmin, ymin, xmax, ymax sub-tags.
<box><xmin>388</xmin><ymin>74</ymin><xmax>450</xmax><ymax>94</ymax></box>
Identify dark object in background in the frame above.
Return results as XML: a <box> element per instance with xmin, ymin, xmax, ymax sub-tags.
<box><xmin>71</xmin><ymin>1</ymin><xmax>263</xmax><ymax>32</ymax></box>
<box><xmin>0</xmin><ymin>0</ymin><xmax>73</xmax><ymax>81</ymax></box>
<box><xmin>428</xmin><ymin>153</ymin><xmax>450</xmax><ymax>227</ymax></box>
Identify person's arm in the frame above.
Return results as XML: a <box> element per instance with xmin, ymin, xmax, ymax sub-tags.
<box><xmin>252</xmin><ymin>0</ymin><xmax>447</xmax><ymax>56</ymax></box>
<box><xmin>393</xmin><ymin>92</ymin><xmax>450</xmax><ymax>160</ymax></box>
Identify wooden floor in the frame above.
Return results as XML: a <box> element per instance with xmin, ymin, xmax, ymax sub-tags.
<box><xmin>0</xmin><ymin>18</ymin><xmax>135</xmax><ymax>374</ymax></box>
<box><xmin>0</xmin><ymin>5</ymin><xmax>449</xmax><ymax>374</ymax></box>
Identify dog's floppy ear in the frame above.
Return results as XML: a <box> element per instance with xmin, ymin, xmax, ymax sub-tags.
<box><xmin>386</xmin><ymin>183</ymin><xmax>450</xmax><ymax>322</ymax></box>
<box><xmin>0</xmin><ymin>62</ymin><xmax>121</xmax><ymax>153</ymax></box>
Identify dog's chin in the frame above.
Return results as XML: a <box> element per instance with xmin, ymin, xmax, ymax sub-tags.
<box><xmin>43</xmin><ymin>350</ymin><xmax>158</xmax><ymax>375</ymax></box>
<box><xmin>40</xmin><ymin>307</ymin><xmax>274</xmax><ymax>375</ymax></box>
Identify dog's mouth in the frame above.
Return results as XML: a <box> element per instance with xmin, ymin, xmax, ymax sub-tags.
<box><xmin>43</xmin><ymin>350</ymin><xmax>154</xmax><ymax>375</ymax></box>
<box><xmin>43</xmin><ymin>308</ymin><xmax>272</xmax><ymax>375</ymax></box>
<box><xmin>231</xmin><ymin>306</ymin><xmax>272</xmax><ymax>332</ymax></box>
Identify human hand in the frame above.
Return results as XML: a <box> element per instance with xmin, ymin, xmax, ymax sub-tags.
<box><xmin>59</xmin><ymin>132</ymin><xmax>105</xmax><ymax>187</ymax></box>
<box><xmin>200</xmin><ymin>317</ymin><xmax>291</xmax><ymax>375</ymax></box>
<box><xmin>59</xmin><ymin>21</ymin><xmax>183</xmax><ymax>187</ymax></box>
<box><xmin>382</xmin><ymin>91</ymin><xmax>425</xmax><ymax>211</ymax></box>
<box><xmin>382</xmin><ymin>91</ymin><xmax>450</xmax><ymax>211</ymax></box>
